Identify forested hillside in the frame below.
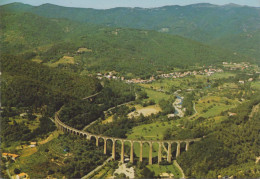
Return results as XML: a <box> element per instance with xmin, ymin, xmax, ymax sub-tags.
<box><xmin>2</xmin><ymin>2</ymin><xmax>259</xmax><ymax>59</ymax></box>
<box><xmin>0</xmin><ymin>10</ymin><xmax>253</xmax><ymax>78</ymax></box>
<box><xmin>178</xmin><ymin>93</ymin><xmax>260</xmax><ymax>178</ymax></box>
<box><xmin>211</xmin><ymin>30</ymin><xmax>260</xmax><ymax>60</ymax></box>
<box><xmin>1</xmin><ymin>54</ymin><xmax>101</xmax><ymax>112</ymax></box>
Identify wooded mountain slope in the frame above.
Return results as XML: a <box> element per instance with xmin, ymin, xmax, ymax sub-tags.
<box><xmin>2</xmin><ymin>2</ymin><xmax>259</xmax><ymax>59</ymax></box>
<box><xmin>1</xmin><ymin>54</ymin><xmax>101</xmax><ymax>112</ymax></box>
<box><xmin>0</xmin><ymin>10</ymin><xmax>253</xmax><ymax>78</ymax></box>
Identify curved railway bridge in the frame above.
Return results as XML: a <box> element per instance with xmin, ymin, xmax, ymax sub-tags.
<box><xmin>55</xmin><ymin>113</ymin><xmax>201</xmax><ymax>165</ymax></box>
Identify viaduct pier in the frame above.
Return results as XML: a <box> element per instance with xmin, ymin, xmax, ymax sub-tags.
<box><xmin>55</xmin><ymin>113</ymin><xmax>201</xmax><ymax>164</ymax></box>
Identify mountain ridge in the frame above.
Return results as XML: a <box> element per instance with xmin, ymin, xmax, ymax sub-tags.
<box><xmin>2</xmin><ymin>2</ymin><xmax>259</xmax><ymax>60</ymax></box>
<box><xmin>1</xmin><ymin>11</ymin><xmax>253</xmax><ymax>78</ymax></box>
<box><xmin>2</xmin><ymin>2</ymin><xmax>258</xmax><ymax>10</ymax></box>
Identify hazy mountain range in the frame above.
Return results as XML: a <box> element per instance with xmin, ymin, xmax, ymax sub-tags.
<box><xmin>2</xmin><ymin>2</ymin><xmax>260</xmax><ymax>59</ymax></box>
<box><xmin>1</xmin><ymin>5</ymin><xmax>252</xmax><ymax>78</ymax></box>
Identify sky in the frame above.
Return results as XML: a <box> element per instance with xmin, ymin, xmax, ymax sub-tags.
<box><xmin>0</xmin><ymin>0</ymin><xmax>259</xmax><ymax>9</ymax></box>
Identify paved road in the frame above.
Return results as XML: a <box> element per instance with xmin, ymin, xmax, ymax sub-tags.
<box><xmin>188</xmin><ymin>102</ymin><xmax>198</xmax><ymax>119</ymax></box>
<box><xmin>82</xmin><ymin>92</ymin><xmax>101</xmax><ymax>100</ymax></box>
<box><xmin>193</xmin><ymin>102</ymin><xmax>198</xmax><ymax>114</ymax></box>
<box><xmin>49</xmin><ymin>117</ymin><xmax>55</xmax><ymax>123</ymax></box>
<box><xmin>82</xmin><ymin>100</ymin><xmax>134</xmax><ymax>130</ymax></box>
<box><xmin>82</xmin><ymin>156</ymin><xmax>112</xmax><ymax>179</ymax></box>
<box><xmin>104</xmin><ymin>101</ymin><xmax>134</xmax><ymax>114</ymax></box>
<box><xmin>82</xmin><ymin>119</ymin><xmax>99</xmax><ymax>131</ymax></box>
<box><xmin>174</xmin><ymin>160</ymin><xmax>185</xmax><ymax>178</ymax></box>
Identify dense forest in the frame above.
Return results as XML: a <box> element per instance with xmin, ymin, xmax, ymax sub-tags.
<box><xmin>1</xmin><ymin>52</ymin><xmax>99</xmax><ymax>149</ymax></box>
<box><xmin>1</xmin><ymin>54</ymin><xmax>101</xmax><ymax>112</ymax></box>
<box><xmin>59</xmin><ymin>80</ymin><xmax>135</xmax><ymax>129</ymax></box>
<box><xmin>1</xmin><ymin>107</ymin><xmax>56</xmax><ymax>147</ymax></box>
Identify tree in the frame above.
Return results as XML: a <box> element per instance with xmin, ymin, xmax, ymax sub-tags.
<box><xmin>14</xmin><ymin>168</ymin><xmax>21</xmax><ymax>174</ymax></box>
<box><xmin>159</xmin><ymin>99</ymin><xmax>175</xmax><ymax>114</ymax></box>
<box><xmin>137</xmin><ymin>91</ymin><xmax>148</xmax><ymax>99</ymax></box>
<box><xmin>48</xmin><ymin>169</ymin><xmax>55</xmax><ymax>175</ymax></box>
<box><xmin>141</xmin><ymin>167</ymin><xmax>155</xmax><ymax>178</ymax></box>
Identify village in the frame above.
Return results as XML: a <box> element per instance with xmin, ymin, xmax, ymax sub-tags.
<box><xmin>95</xmin><ymin>61</ymin><xmax>259</xmax><ymax>87</ymax></box>
<box><xmin>95</xmin><ymin>67</ymin><xmax>224</xmax><ymax>84</ymax></box>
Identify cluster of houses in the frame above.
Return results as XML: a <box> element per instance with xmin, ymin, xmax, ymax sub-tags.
<box><xmin>13</xmin><ymin>173</ymin><xmax>29</xmax><ymax>179</ymax></box>
<box><xmin>2</xmin><ymin>153</ymin><xmax>29</xmax><ymax>179</ymax></box>
<box><xmin>238</xmin><ymin>78</ymin><xmax>254</xmax><ymax>84</ymax></box>
<box><xmin>160</xmin><ymin>172</ymin><xmax>174</xmax><ymax>178</ymax></box>
<box><xmin>2</xmin><ymin>153</ymin><xmax>19</xmax><ymax>161</ymax></box>
<box><xmin>95</xmin><ymin>68</ymin><xmax>224</xmax><ymax>84</ymax></box>
<box><xmin>222</xmin><ymin>62</ymin><xmax>250</xmax><ymax>71</ymax></box>
<box><xmin>96</xmin><ymin>72</ymin><xmax>123</xmax><ymax>80</ymax></box>
<box><xmin>96</xmin><ymin>71</ymin><xmax>155</xmax><ymax>83</ymax></box>
<box><xmin>125</xmin><ymin>76</ymin><xmax>155</xmax><ymax>84</ymax></box>
<box><xmin>158</xmin><ymin>68</ymin><xmax>223</xmax><ymax>79</ymax></box>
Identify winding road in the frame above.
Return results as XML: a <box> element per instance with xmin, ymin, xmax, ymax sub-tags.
<box><xmin>82</xmin><ymin>156</ymin><xmax>112</xmax><ymax>179</ymax></box>
<box><xmin>193</xmin><ymin>102</ymin><xmax>198</xmax><ymax>114</ymax></box>
<box><xmin>174</xmin><ymin>160</ymin><xmax>185</xmax><ymax>178</ymax></box>
<box><xmin>82</xmin><ymin>92</ymin><xmax>101</xmax><ymax>100</ymax></box>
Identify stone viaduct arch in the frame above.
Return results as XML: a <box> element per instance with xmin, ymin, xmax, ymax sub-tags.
<box><xmin>55</xmin><ymin>113</ymin><xmax>201</xmax><ymax>165</ymax></box>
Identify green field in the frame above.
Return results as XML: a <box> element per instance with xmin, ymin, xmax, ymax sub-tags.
<box><xmin>209</xmin><ymin>72</ymin><xmax>236</xmax><ymax>80</ymax></box>
<box><xmin>127</xmin><ymin>121</ymin><xmax>174</xmax><ymax>141</ymax></box>
<box><xmin>126</xmin><ymin>121</ymin><xmax>178</xmax><ymax>159</ymax></box>
<box><xmin>144</xmin><ymin>88</ymin><xmax>172</xmax><ymax>103</ymax></box>
<box><xmin>251</xmin><ymin>81</ymin><xmax>260</xmax><ymax>90</ymax></box>
<box><xmin>128</xmin><ymin>104</ymin><xmax>162</xmax><ymax>117</ymax></box>
<box><xmin>10</xmin><ymin>133</ymin><xmax>67</xmax><ymax>178</ymax></box>
<box><xmin>140</xmin><ymin>78</ymin><xmax>188</xmax><ymax>93</ymax></box>
<box><xmin>200</xmin><ymin>104</ymin><xmax>234</xmax><ymax>118</ymax></box>
<box><xmin>196</xmin><ymin>96</ymin><xmax>239</xmax><ymax>118</ymax></box>
<box><xmin>147</xmin><ymin>163</ymin><xmax>182</xmax><ymax>178</ymax></box>
<box><xmin>48</xmin><ymin>56</ymin><xmax>75</xmax><ymax>67</ymax></box>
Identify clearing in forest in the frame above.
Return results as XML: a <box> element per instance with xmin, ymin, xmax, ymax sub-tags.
<box><xmin>31</xmin><ymin>59</ymin><xmax>43</xmax><ymax>63</ymax></box>
<box><xmin>196</xmin><ymin>96</ymin><xmax>238</xmax><ymax>118</ymax></box>
<box><xmin>128</xmin><ymin>105</ymin><xmax>161</xmax><ymax>117</ymax></box>
<box><xmin>77</xmin><ymin>47</ymin><xmax>92</xmax><ymax>53</ymax></box>
<box><xmin>147</xmin><ymin>164</ymin><xmax>182</xmax><ymax>178</ymax></box>
<box><xmin>49</xmin><ymin>56</ymin><xmax>75</xmax><ymax>67</ymax></box>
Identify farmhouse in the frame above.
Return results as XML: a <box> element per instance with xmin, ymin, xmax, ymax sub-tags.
<box><xmin>2</xmin><ymin>153</ymin><xmax>19</xmax><ymax>160</ymax></box>
<box><xmin>248</xmin><ymin>78</ymin><xmax>253</xmax><ymax>82</ymax></box>
<box><xmin>15</xmin><ymin>173</ymin><xmax>29</xmax><ymax>179</ymax></box>
<box><xmin>228</xmin><ymin>112</ymin><xmax>237</xmax><ymax>116</ymax></box>
<box><xmin>160</xmin><ymin>172</ymin><xmax>174</xmax><ymax>178</ymax></box>
<box><xmin>29</xmin><ymin>142</ymin><xmax>37</xmax><ymax>148</ymax></box>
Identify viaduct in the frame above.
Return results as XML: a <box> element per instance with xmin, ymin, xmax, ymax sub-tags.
<box><xmin>55</xmin><ymin>113</ymin><xmax>201</xmax><ymax>165</ymax></box>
